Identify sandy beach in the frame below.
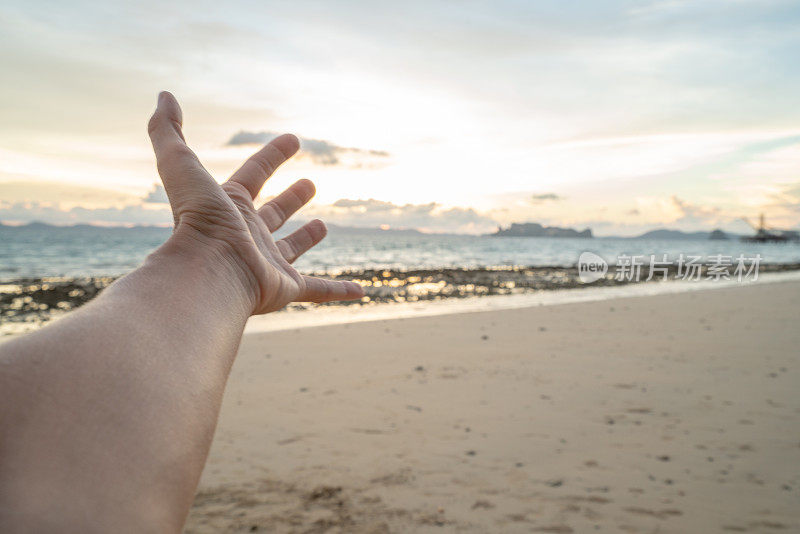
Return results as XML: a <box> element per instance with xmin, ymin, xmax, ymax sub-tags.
<box><xmin>185</xmin><ymin>280</ymin><xmax>800</xmax><ymax>533</ymax></box>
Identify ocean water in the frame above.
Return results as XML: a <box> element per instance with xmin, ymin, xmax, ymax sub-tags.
<box><xmin>2</xmin><ymin>224</ymin><xmax>800</xmax><ymax>280</ymax></box>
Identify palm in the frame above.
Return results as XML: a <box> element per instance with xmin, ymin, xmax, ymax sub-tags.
<box><xmin>148</xmin><ymin>92</ymin><xmax>363</xmax><ymax>314</ymax></box>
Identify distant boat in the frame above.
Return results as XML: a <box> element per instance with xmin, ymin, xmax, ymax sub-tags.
<box><xmin>740</xmin><ymin>214</ymin><xmax>799</xmax><ymax>243</ymax></box>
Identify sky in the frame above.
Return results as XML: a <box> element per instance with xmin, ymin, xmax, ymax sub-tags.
<box><xmin>1</xmin><ymin>0</ymin><xmax>800</xmax><ymax>235</ymax></box>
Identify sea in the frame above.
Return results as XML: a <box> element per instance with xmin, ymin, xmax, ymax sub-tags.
<box><xmin>2</xmin><ymin>224</ymin><xmax>800</xmax><ymax>280</ymax></box>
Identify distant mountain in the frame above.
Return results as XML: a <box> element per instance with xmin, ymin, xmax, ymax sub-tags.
<box><xmin>631</xmin><ymin>228</ymin><xmax>741</xmax><ymax>240</ymax></box>
<box><xmin>0</xmin><ymin>221</ymin><xmax>170</xmax><ymax>230</ymax></box>
<box><xmin>0</xmin><ymin>220</ymin><xmax>430</xmax><ymax>237</ymax></box>
<box><xmin>13</xmin><ymin>221</ymin><xmax>58</xmax><ymax>230</ymax></box>
<box><xmin>490</xmin><ymin>222</ymin><xmax>592</xmax><ymax>238</ymax></box>
<box><xmin>324</xmin><ymin>223</ymin><xmax>425</xmax><ymax>237</ymax></box>
<box><xmin>268</xmin><ymin>220</ymin><xmax>429</xmax><ymax>238</ymax></box>
<box><xmin>633</xmin><ymin>229</ymin><xmax>710</xmax><ymax>240</ymax></box>
<box><xmin>2</xmin><ymin>221</ymin><xmax>755</xmax><ymax>240</ymax></box>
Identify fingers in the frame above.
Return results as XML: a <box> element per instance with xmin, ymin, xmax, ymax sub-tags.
<box><xmin>227</xmin><ymin>133</ymin><xmax>300</xmax><ymax>199</ymax></box>
<box><xmin>147</xmin><ymin>91</ymin><xmax>211</xmax><ymax>206</ymax></box>
<box><xmin>300</xmin><ymin>276</ymin><xmax>364</xmax><ymax>303</ymax></box>
<box><xmin>276</xmin><ymin>219</ymin><xmax>327</xmax><ymax>263</ymax></box>
<box><xmin>258</xmin><ymin>179</ymin><xmax>316</xmax><ymax>232</ymax></box>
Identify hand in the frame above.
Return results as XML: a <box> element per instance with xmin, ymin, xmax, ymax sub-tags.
<box><xmin>147</xmin><ymin>91</ymin><xmax>364</xmax><ymax>314</ymax></box>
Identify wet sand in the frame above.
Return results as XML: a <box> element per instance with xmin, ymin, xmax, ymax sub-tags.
<box><xmin>188</xmin><ymin>280</ymin><xmax>800</xmax><ymax>533</ymax></box>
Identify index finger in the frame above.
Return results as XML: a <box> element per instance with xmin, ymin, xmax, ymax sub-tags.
<box><xmin>227</xmin><ymin>133</ymin><xmax>300</xmax><ymax>199</ymax></box>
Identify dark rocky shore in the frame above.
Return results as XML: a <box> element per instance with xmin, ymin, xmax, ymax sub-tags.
<box><xmin>3</xmin><ymin>263</ymin><xmax>800</xmax><ymax>335</ymax></box>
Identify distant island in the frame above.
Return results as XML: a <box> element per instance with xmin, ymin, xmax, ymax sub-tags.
<box><xmin>708</xmin><ymin>229</ymin><xmax>730</xmax><ymax>240</ymax></box>
<box><xmin>491</xmin><ymin>222</ymin><xmax>593</xmax><ymax>238</ymax></box>
<box><xmin>631</xmin><ymin>228</ymin><xmax>737</xmax><ymax>240</ymax></box>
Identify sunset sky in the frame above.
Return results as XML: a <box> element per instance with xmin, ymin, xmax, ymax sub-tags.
<box><xmin>1</xmin><ymin>0</ymin><xmax>800</xmax><ymax>235</ymax></box>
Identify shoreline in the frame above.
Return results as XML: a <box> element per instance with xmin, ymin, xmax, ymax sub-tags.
<box><xmin>244</xmin><ymin>269</ymin><xmax>800</xmax><ymax>334</ymax></box>
<box><xmin>3</xmin><ymin>263</ymin><xmax>800</xmax><ymax>336</ymax></box>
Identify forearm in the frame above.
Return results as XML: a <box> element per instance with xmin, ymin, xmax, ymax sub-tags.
<box><xmin>0</xmin><ymin>238</ymin><xmax>252</xmax><ymax>532</ymax></box>
<box><xmin>0</xmin><ymin>91</ymin><xmax>363</xmax><ymax>532</ymax></box>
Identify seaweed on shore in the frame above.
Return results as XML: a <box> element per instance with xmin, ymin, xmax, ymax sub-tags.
<box><xmin>0</xmin><ymin>277</ymin><xmax>115</xmax><ymax>335</ymax></box>
<box><xmin>3</xmin><ymin>263</ymin><xmax>800</xmax><ymax>335</ymax></box>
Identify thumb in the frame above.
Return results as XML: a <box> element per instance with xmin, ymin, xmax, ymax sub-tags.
<box><xmin>147</xmin><ymin>91</ymin><xmax>212</xmax><ymax>212</ymax></box>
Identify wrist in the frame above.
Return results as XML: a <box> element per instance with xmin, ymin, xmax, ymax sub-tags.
<box><xmin>139</xmin><ymin>225</ymin><xmax>259</xmax><ymax>319</ymax></box>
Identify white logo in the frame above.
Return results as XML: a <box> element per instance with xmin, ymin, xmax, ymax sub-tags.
<box><xmin>578</xmin><ymin>252</ymin><xmax>608</xmax><ymax>283</ymax></box>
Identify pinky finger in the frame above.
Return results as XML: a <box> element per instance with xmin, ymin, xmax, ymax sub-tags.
<box><xmin>300</xmin><ymin>276</ymin><xmax>364</xmax><ymax>303</ymax></box>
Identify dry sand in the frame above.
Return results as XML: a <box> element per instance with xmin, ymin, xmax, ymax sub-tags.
<box><xmin>185</xmin><ymin>281</ymin><xmax>800</xmax><ymax>533</ymax></box>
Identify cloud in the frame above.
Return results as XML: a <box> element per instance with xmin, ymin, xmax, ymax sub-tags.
<box><xmin>307</xmin><ymin>198</ymin><xmax>499</xmax><ymax>234</ymax></box>
<box><xmin>226</xmin><ymin>131</ymin><xmax>276</xmax><ymax>146</ymax></box>
<box><xmin>332</xmin><ymin>198</ymin><xmax>395</xmax><ymax>210</ymax></box>
<box><xmin>0</xmin><ymin>180</ymin><xmax>136</xmax><ymax>207</ymax></box>
<box><xmin>0</xmin><ymin>193</ymin><xmax>497</xmax><ymax>234</ymax></box>
<box><xmin>226</xmin><ymin>131</ymin><xmax>388</xmax><ymax>166</ymax></box>
<box><xmin>530</xmin><ymin>193</ymin><xmax>563</xmax><ymax>204</ymax></box>
<box><xmin>621</xmin><ymin>195</ymin><xmax>736</xmax><ymax>233</ymax></box>
<box><xmin>774</xmin><ymin>182</ymin><xmax>800</xmax><ymax>210</ymax></box>
<box><xmin>143</xmin><ymin>184</ymin><xmax>169</xmax><ymax>204</ymax></box>
<box><xmin>668</xmin><ymin>195</ymin><xmax>721</xmax><ymax>223</ymax></box>
<box><xmin>757</xmin><ymin>181</ymin><xmax>800</xmax><ymax>229</ymax></box>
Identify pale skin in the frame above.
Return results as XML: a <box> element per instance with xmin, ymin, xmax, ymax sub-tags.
<box><xmin>0</xmin><ymin>92</ymin><xmax>364</xmax><ymax>533</ymax></box>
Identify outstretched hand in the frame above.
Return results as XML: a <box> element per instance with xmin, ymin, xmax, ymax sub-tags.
<box><xmin>148</xmin><ymin>91</ymin><xmax>364</xmax><ymax>314</ymax></box>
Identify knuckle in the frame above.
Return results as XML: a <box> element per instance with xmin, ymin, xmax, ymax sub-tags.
<box><xmin>147</xmin><ymin>112</ymin><xmax>162</xmax><ymax>136</ymax></box>
<box><xmin>170</xmin><ymin>142</ymin><xmax>195</xmax><ymax>159</ymax></box>
<box><xmin>258</xmin><ymin>206</ymin><xmax>282</xmax><ymax>232</ymax></box>
<box><xmin>277</xmin><ymin>240</ymin><xmax>296</xmax><ymax>263</ymax></box>
<box><xmin>162</xmin><ymin>143</ymin><xmax>197</xmax><ymax>167</ymax></box>
<box><xmin>249</xmin><ymin>153</ymin><xmax>275</xmax><ymax>176</ymax></box>
<box><xmin>269</xmin><ymin>199</ymin><xmax>288</xmax><ymax>223</ymax></box>
<box><xmin>222</xmin><ymin>181</ymin><xmax>251</xmax><ymax>201</ymax></box>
